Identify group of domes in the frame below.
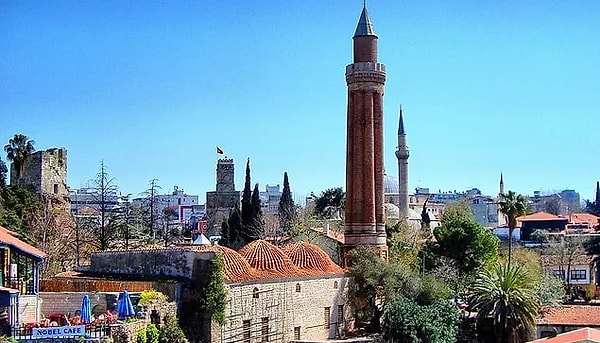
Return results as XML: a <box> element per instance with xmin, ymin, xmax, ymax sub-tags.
<box><xmin>188</xmin><ymin>240</ymin><xmax>344</xmax><ymax>282</ymax></box>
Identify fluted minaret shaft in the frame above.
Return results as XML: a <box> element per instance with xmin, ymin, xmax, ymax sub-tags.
<box><xmin>344</xmin><ymin>4</ymin><xmax>387</xmax><ymax>259</ymax></box>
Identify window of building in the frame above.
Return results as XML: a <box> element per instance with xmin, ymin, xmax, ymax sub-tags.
<box><xmin>261</xmin><ymin>317</ymin><xmax>269</xmax><ymax>342</ymax></box>
<box><xmin>324</xmin><ymin>307</ymin><xmax>330</xmax><ymax>329</ymax></box>
<box><xmin>571</xmin><ymin>269</ymin><xmax>587</xmax><ymax>280</ymax></box>
<box><xmin>243</xmin><ymin>320</ymin><xmax>251</xmax><ymax>343</ymax></box>
<box><xmin>294</xmin><ymin>326</ymin><xmax>301</xmax><ymax>340</ymax></box>
<box><xmin>53</xmin><ymin>184</ymin><xmax>59</xmax><ymax>194</ymax></box>
<box><xmin>337</xmin><ymin>305</ymin><xmax>344</xmax><ymax>326</ymax></box>
<box><xmin>295</xmin><ymin>283</ymin><xmax>301</xmax><ymax>292</ymax></box>
<box><xmin>552</xmin><ymin>270</ymin><xmax>565</xmax><ymax>280</ymax></box>
<box><xmin>253</xmin><ymin>287</ymin><xmax>259</xmax><ymax>299</ymax></box>
<box><xmin>333</xmin><ymin>281</ymin><xmax>338</xmax><ymax>289</ymax></box>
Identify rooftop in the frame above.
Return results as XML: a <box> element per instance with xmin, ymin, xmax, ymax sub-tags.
<box><xmin>528</xmin><ymin>327</ymin><xmax>600</xmax><ymax>343</ymax></box>
<box><xmin>537</xmin><ymin>306</ymin><xmax>600</xmax><ymax>327</ymax></box>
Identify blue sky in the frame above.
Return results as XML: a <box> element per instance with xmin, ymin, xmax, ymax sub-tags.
<box><xmin>1</xmin><ymin>1</ymin><xmax>599</xmax><ymax>203</ymax></box>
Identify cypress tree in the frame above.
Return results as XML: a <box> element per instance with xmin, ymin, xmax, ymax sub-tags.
<box><xmin>241</xmin><ymin>183</ymin><xmax>263</xmax><ymax>242</ymax></box>
<box><xmin>241</xmin><ymin>159</ymin><xmax>253</xmax><ymax>229</ymax></box>
<box><xmin>278</xmin><ymin>172</ymin><xmax>296</xmax><ymax>230</ymax></box>
<box><xmin>227</xmin><ymin>205</ymin><xmax>244</xmax><ymax>250</ymax></box>
<box><xmin>220</xmin><ymin>219</ymin><xmax>231</xmax><ymax>248</ymax></box>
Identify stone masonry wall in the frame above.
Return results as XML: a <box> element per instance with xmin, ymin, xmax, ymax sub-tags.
<box><xmin>39</xmin><ymin>292</ymin><xmax>111</xmax><ymax>319</ymax></box>
<box><xmin>10</xmin><ymin>148</ymin><xmax>68</xmax><ymax>198</ymax></box>
<box><xmin>215</xmin><ymin>275</ymin><xmax>350</xmax><ymax>343</ymax></box>
<box><xmin>18</xmin><ymin>295</ymin><xmax>41</xmax><ymax>324</ymax></box>
<box><xmin>89</xmin><ymin>249</ymin><xmax>211</xmax><ymax>280</ymax></box>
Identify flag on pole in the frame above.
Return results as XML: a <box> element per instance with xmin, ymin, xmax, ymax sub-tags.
<box><xmin>216</xmin><ymin>146</ymin><xmax>224</xmax><ymax>155</ymax></box>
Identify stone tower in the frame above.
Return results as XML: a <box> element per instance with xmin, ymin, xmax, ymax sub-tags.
<box><xmin>343</xmin><ymin>4</ymin><xmax>388</xmax><ymax>263</ymax></box>
<box><xmin>205</xmin><ymin>158</ymin><xmax>241</xmax><ymax>234</ymax></box>
<box><xmin>395</xmin><ymin>107</ymin><xmax>409</xmax><ymax>219</ymax></box>
<box><xmin>10</xmin><ymin>147</ymin><xmax>68</xmax><ymax>199</ymax></box>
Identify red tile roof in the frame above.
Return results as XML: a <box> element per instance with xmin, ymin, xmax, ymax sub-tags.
<box><xmin>569</xmin><ymin>213</ymin><xmax>600</xmax><ymax>226</ymax></box>
<box><xmin>282</xmin><ymin>242</ymin><xmax>345</xmax><ymax>275</ymax></box>
<box><xmin>0</xmin><ymin>225</ymin><xmax>46</xmax><ymax>260</ymax></box>
<box><xmin>187</xmin><ymin>244</ymin><xmax>258</xmax><ymax>282</ymax></box>
<box><xmin>537</xmin><ymin>306</ymin><xmax>600</xmax><ymax>327</ymax></box>
<box><xmin>528</xmin><ymin>327</ymin><xmax>600</xmax><ymax>343</ymax></box>
<box><xmin>519</xmin><ymin>212</ymin><xmax>567</xmax><ymax>221</ymax></box>
<box><xmin>239</xmin><ymin>240</ymin><xmax>309</xmax><ymax>279</ymax></box>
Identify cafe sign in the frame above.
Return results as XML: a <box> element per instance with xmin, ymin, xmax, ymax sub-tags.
<box><xmin>32</xmin><ymin>325</ymin><xmax>86</xmax><ymax>338</ymax></box>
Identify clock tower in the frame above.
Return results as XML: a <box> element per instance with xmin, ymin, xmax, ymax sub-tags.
<box><xmin>206</xmin><ymin>158</ymin><xmax>241</xmax><ymax>234</ymax></box>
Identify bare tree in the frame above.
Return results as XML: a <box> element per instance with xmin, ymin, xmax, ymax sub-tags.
<box><xmin>140</xmin><ymin>178</ymin><xmax>161</xmax><ymax>239</ymax></box>
<box><xmin>88</xmin><ymin>161</ymin><xmax>120</xmax><ymax>251</ymax></box>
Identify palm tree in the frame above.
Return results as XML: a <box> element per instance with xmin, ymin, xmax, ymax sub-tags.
<box><xmin>470</xmin><ymin>263</ymin><xmax>539</xmax><ymax>343</ymax></box>
<box><xmin>499</xmin><ymin>191</ymin><xmax>528</xmax><ymax>267</ymax></box>
<box><xmin>4</xmin><ymin>134</ymin><xmax>36</xmax><ymax>180</ymax></box>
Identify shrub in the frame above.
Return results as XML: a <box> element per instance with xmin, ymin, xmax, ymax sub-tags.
<box><xmin>159</xmin><ymin>316</ymin><xmax>188</xmax><ymax>343</ymax></box>
<box><xmin>146</xmin><ymin>324</ymin><xmax>159</xmax><ymax>343</ymax></box>
<box><xmin>136</xmin><ymin>329</ymin><xmax>147</xmax><ymax>343</ymax></box>
<box><xmin>139</xmin><ymin>290</ymin><xmax>168</xmax><ymax>307</ymax></box>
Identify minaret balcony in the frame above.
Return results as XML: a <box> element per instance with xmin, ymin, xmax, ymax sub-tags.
<box><xmin>346</xmin><ymin>62</ymin><xmax>386</xmax><ymax>85</ymax></box>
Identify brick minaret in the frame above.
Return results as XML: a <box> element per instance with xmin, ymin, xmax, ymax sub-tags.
<box><xmin>343</xmin><ymin>4</ymin><xmax>388</xmax><ymax>263</ymax></box>
<box><xmin>395</xmin><ymin>107</ymin><xmax>409</xmax><ymax>219</ymax></box>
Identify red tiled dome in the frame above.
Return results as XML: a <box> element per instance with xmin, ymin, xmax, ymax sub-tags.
<box><xmin>188</xmin><ymin>245</ymin><xmax>256</xmax><ymax>282</ymax></box>
<box><xmin>283</xmin><ymin>242</ymin><xmax>345</xmax><ymax>275</ymax></box>
<box><xmin>239</xmin><ymin>240</ymin><xmax>306</xmax><ymax>278</ymax></box>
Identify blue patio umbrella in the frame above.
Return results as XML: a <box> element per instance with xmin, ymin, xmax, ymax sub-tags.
<box><xmin>117</xmin><ymin>291</ymin><xmax>135</xmax><ymax>319</ymax></box>
<box><xmin>80</xmin><ymin>294</ymin><xmax>92</xmax><ymax>324</ymax></box>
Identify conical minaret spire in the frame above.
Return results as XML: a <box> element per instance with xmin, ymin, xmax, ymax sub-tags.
<box><xmin>595</xmin><ymin>181</ymin><xmax>600</xmax><ymax>204</ymax></box>
<box><xmin>354</xmin><ymin>3</ymin><xmax>377</xmax><ymax>37</ymax></box>
<box><xmin>395</xmin><ymin>106</ymin><xmax>409</xmax><ymax>219</ymax></box>
<box><xmin>499</xmin><ymin>173</ymin><xmax>504</xmax><ymax>196</ymax></box>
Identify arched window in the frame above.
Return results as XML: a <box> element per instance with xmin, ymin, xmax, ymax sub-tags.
<box><xmin>333</xmin><ymin>281</ymin><xmax>338</xmax><ymax>289</ymax></box>
<box><xmin>295</xmin><ymin>283</ymin><xmax>301</xmax><ymax>292</ymax></box>
<box><xmin>253</xmin><ymin>287</ymin><xmax>259</xmax><ymax>299</ymax></box>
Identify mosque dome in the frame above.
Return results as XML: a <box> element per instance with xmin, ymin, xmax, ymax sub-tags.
<box><xmin>239</xmin><ymin>240</ymin><xmax>305</xmax><ymax>278</ymax></box>
<box><xmin>282</xmin><ymin>242</ymin><xmax>344</xmax><ymax>275</ymax></box>
<box><xmin>384</xmin><ymin>174</ymin><xmax>400</xmax><ymax>194</ymax></box>
<box><xmin>188</xmin><ymin>244</ymin><xmax>256</xmax><ymax>282</ymax></box>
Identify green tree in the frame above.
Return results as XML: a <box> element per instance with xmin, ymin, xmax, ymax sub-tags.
<box><xmin>312</xmin><ymin>187</ymin><xmax>345</xmax><ymax>219</ymax></box>
<box><xmin>383</xmin><ymin>297</ymin><xmax>459</xmax><ymax>343</ymax></box>
<box><xmin>499</xmin><ymin>191</ymin><xmax>528</xmax><ymax>267</ymax></box>
<box><xmin>241</xmin><ymin>159</ymin><xmax>253</xmax><ymax>229</ymax></box>
<box><xmin>536</xmin><ymin>272</ymin><xmax>566</xmax><ymax>306</ymax></box>
<box><xmin>583</xmin><ymin>181</ymin><xmax>600</xmax><ymax>216</ymax></box>
<box><xmin>347</xmin><ymin>247</ymin><xmax>421</xmax><ymax>333</ymax></box>
<box><xmin>469</xmin><ymin>263</ymin><xmax>539</xmax><ymax>343</ymax></box>
<box><xmin>0</xmin><ymin>158</ymin><xmax>7</xmax><ymax>187</ymax></box>
<box><xmin>278</xmin><ymin>172</ymin><xmax>296</xmax><ymax>231</ymax></box>
<box><xmin>248</xmin><ymin>183</ymin><xmax>263</xmax><ymax>238</ymax></box>
<box><xmin>425</xmin><ymin>201</ymin><xmax>499</xmax><ymax>276</ymax></box>
<box><xmin>0</xmin><ymin>184</ymin><xmax>40</xmax><ymax>238</ymax></box>
<box><xmin>4</xmin><ymin>134</ymin><xmax>36</xmax><ymax>180</ymax></box>
<box><xmin>220</xmin><ymin>204</ymin><xmax>244</xmax><ymax>250</ymax></box>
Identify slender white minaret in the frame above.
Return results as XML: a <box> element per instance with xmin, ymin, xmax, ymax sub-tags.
<box><xmin>395</xmin><ymin>106</ymin><xmax>409</xmax><ymax>219</ymax></box>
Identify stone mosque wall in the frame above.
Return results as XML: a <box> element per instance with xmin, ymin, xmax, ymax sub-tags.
<box><xmin>215</xmin><ymin>276</ymin><xmax>350</xmax><ymax>343</ymax></box>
